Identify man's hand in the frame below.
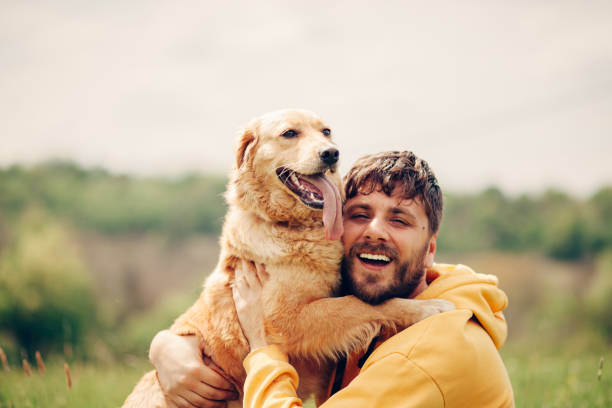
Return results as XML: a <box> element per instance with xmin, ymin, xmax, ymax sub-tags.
<box><xmin>149</xmin><ymin>330</ymin><xmax>238</xmax><ymax>408</ymax></box>
<box><xmin>232</xmin><ymin>261</ymin><xmax>269</xmax><ymax>351</ymax></box>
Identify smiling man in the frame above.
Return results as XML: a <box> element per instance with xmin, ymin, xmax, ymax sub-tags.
<box><xmin>150</xmin><ymin>151</ymin><xmax>515</xmax><ymax>407</ymax></box>
<box><xmin>339</xmin><ymin>163</ymin><xmax>440</xmax><ymax>305</ymax></box>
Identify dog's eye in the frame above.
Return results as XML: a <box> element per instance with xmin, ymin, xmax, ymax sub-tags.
<box><xmin>322</xmin><ymin>128</ymin><xmax>331</xmax><ymax>137</ymax></box>
<box><xmin>281</xmin><ymin>129</ymin><xmax>298</xmax><ymax>138</ymax></box>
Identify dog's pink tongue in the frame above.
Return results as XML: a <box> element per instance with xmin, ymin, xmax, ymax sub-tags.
<box><xmin>304</xmin><ymin>174</ymin><xmax>344</xmax><ymax>240</ymax></box>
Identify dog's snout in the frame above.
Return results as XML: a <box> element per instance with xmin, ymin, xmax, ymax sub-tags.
<box><xmin>319</xmin><ymin>147</ymin><xmax>339</xmax><ymax>166</ymax></box>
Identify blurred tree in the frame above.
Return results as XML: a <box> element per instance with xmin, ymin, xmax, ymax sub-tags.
<box><xmin>543</xmin><ymin>211</ymin><xmax>588</xmax><ymax>260</ymax></box>
<box><xmin>587</xmin><ymin>187</ymin><xmax>612</xmax><ymax>253</ymax></box>
<box><xmin>1</xmin><ymin>161</ymin><xmax>610</xmax><ymax>261</ymax></box>
<box><xmin>0</xmin><ymin>161</ymin><xmax>227</xmax><ymax>236</ymax></box>
<box><xmin>0</xmin><ymin>208</ymin><xmax>97</xmax><ymax>355</ymax></box>
<box><xmin>585</xmin><ymin>250</ymin><xmax>612</xmax><ymax>341</ymax></box>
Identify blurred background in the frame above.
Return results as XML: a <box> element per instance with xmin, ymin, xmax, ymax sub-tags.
<box><xmin>1</xmin><ymin>1</ymin><xmax>611</xmax><ymax>406</ymax></box>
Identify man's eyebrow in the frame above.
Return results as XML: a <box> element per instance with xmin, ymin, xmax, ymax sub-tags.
<box><xmin>345</xmin><ymin>203</ymin><xmax>371</xmax><ymax>212</ymax></box>
<box><xmin>390</xmin><ymin>207</ymin><xmax>417</xmax><ymax>220</ymax></box>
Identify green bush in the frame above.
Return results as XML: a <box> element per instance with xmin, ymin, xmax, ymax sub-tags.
<box><xmin>0</xmin><ymin>161</ymin><xmax>227</xmax><ymax>236</ymax></box>
<box><xmin>0</xmin><ymin>208</ymin><xmax>97</xmax><ymax>356</ymax></box>
<box><xmin>585</xmin><ymin>250</ymin><xmax>612</xmax><ymax>341</ymax></box>
<box><xmin>109</xmin><ymin>291</ymin><xmax>200</xmax><ymax>357</ymax></box>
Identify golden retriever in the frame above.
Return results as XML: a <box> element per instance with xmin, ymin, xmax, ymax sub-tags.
<box><xmin>123</xmin><ymin>109</ymin><xmax>452</xmax><ymax>407</ymax></box>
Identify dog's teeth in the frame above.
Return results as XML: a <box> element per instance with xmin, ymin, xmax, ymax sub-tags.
<box><xmin>290</xmin><ymin>174</ymin><xmax>299</xmax><ymax>184</ymax></box>
<box><xmin>359</xmin><ymin>253</ymin><xmax>391</xmax><ymax>262</ymax></box>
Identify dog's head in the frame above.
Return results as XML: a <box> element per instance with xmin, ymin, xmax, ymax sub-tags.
<box><xmin>227</xmin><ymin>109</ymin><xmax>344</xmax><ymax>240</ymax></box>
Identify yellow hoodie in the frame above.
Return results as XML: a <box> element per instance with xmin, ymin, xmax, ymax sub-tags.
<box><xmin>242</xmin><ymin>263</ymin><xmax>515</xmax><ymax>407</ymax></box>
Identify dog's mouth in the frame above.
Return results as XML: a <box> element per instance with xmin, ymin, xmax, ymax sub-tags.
<box><xmin>276</xmin><ymin>167</ymin><xmax>324</xmax><ymax>209</ymax></box>
<box><xmin>276</xmin><ymin>167</ymin><xmax>344</xmax><ymax>240</ymax></box>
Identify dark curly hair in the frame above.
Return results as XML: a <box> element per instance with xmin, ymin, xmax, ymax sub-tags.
<box><xmin>344</xmin><ymin>151</ymin><xmax>443</xmax><ymax>234</ymax></box>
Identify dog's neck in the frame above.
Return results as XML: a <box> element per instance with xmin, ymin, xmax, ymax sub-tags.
<box><xmin>274</xmin><ymin>219</ymin><xmax>315</xmax><ymax>230</ymax></box>
<box><xmin>222</xmin><ymin>206</ymin><xmax>340</xmax><ymax>266</ymax></box>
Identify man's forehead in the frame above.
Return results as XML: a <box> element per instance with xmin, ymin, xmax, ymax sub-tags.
<box><xmin>359</xmin><ymin>182</ymin><xmax>421</xmax><ymax>202</ymax></box>
<box><xmin>345</xmin><ymin>189</ymin><xmax>423</xmax><ymax>210</ymax></box>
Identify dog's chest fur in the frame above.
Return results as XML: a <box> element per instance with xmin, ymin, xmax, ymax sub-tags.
<box><xmin>223</xmin><ymin>208</ymin><xmax>343</xmax><ymax>290</ymax></box>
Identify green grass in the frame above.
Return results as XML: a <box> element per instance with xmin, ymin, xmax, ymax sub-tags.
<box><xmin>502</xmin><ymin>349</ymin><xmax>611</xmax><ymax>408</ymax></box>
<box><xmin>1</xmin><ymin>350</ymin><xmax>610</xmax><ymax>407</ymax></box>
<box><xmin>0</xmin><ymin>358</ymin><xmax>152</xmax><ymax>408</ymax></box>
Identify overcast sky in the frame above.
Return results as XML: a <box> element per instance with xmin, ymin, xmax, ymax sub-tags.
<box><xmin>1</xmin><ymin>0</ymin><xmax>611</xmax><ymax>196</ymax></box>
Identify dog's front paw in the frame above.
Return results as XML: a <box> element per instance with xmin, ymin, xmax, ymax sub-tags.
<box><xmin>416</xmin><ymin>299</ymin><xmax>455</xmax><ymax>321</ymax></box>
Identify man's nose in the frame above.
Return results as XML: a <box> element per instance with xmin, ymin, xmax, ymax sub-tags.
<box><xmin>364</xmin><ymin>217</ymin><xmax>388</xmax><ymax>242</ymax></box>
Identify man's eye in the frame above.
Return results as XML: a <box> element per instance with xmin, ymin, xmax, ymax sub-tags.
<box><xmin>281</xmin><ymin>129</ymin><xmax>298</xmax><ymax>138</ymax></box>
<box><xmin>322</xmin><ymin>128</ymin><xmax>331</xmax><ymax>137</ymax></box>
<box><xmin>351</xmin><ymin>214</ymin><xmax>368</xmax><ymax>219</ymax></box>
<box><xmin>392</xmin><ymin>218</ymin><xmax>408</xmax><ymax>226</ymax></box>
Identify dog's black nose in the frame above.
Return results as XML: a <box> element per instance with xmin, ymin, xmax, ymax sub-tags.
<box><xmin>319</xmin><ymin>147</ymin><xmax>339</xmax><ymax>166</ymax></box>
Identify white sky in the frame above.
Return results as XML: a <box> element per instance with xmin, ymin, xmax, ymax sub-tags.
<box><xmin>1</xmin><ymin>0</ymin><xmax>611</xmax><ymax>196</ymax></box>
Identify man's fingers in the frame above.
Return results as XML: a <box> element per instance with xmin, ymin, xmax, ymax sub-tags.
<box><xmin>254</xmin><ymin>263</ymin><xmax>269</xmax><ymax>284</ymax></box>
<box><xmin>234</xmin><ymin>260</ymin><xmax>246</xmax><ymax>286</ymax></box>
<box><xmin>181</xmin><ymin>389</ymin><xmax>228</xmax><ymax>408</ymax></box>
<box><xmin>165</xmin><ymin>394</ymin><xmax>181</xmax><ymax>408</ymax></box>
<box><xmin>197</xmin><ymin>362</ymin><xmax>237</xmax><ymax>393</ymax></box>
<box><xmin>242</xmin><ymin>261</ymin><xmax>259</xmax><ymax>288</ymax></box>
<box><xmin>175</xmin><ymin>394</ymin><xmax>198</xmax><ymax>408</ymax></box>
<box><xmin>191</xmin><ymin>380</ymin><xmax>238</xmax><ymax>402</ymax></box>
<box><xmin>231</xmin><ymin>286</ymin><xmax>246</xmax><ymax>316</ymax></box>
<box><xmin>235</xmin><ymin>260</ymin><xmax>266</xmax><ymax>290</ymax></box>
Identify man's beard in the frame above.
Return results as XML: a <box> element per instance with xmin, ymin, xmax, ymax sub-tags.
<box><xmin>340</xmin><ymin>241</ymin><xmax>429</xmax><ymax>305</ymax></box>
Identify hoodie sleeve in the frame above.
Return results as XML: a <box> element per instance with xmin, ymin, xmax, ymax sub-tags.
<box><xmin>243</xmin><ymin>345</ymin><xmax>303</xmax><ymax>408</ymax></box>
<box><xmin>243</xmin><ymin>346</ymin><xmax>444</xmax><ymax>408</ymax></box>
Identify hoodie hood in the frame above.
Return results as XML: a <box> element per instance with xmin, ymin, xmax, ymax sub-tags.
<box><xmin>416</xmin><ymin>263</ymin><xmax>509</xmax><ymax>349</ymax></box>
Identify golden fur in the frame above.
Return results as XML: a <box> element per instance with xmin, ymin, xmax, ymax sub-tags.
<box><xmin>123</xmin><ymin>109</ymin><xmax>451</xmax><ymax>407</ymax></box>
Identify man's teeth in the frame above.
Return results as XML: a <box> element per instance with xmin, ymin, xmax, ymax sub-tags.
<box><xmin>358</xmin><ymin>253</ymin><xmax>391</xmax><ymax>262</ymax></box>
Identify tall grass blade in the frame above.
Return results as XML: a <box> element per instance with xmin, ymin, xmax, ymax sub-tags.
<box><xmin>23</xmin><ymin>358</ymin><xmax>32</xmax><ymax>376</ymax></box>
<box><xmin>0</xmin><ymin>347</ymin><xmax>9</xmax><ymax>372</ymax></box>
<box><xmin>35</xmin><ymin>351</ymin><xmax>46</xmax><ymax>375</ymax></box>
<box><xmin>64</xmin><ymin>362</ymin><xmax>72</xmax><ymax>390</ymax></box>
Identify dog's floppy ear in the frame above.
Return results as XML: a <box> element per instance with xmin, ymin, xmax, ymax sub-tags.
<box><xmin>235</xmin><ymin>125</ymin><xmax>259</xmax><ymax>169</ymax></box>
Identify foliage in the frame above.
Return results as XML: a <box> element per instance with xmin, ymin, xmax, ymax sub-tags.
<box><xmin>2</xmin><ymin>161</ymin><xmax>611</xmax><ymax>406</ymax></box>
<box><xmin>0</xmin><ymin>161</ymin><xmax>227</xmax><ymax>236</ymax></box>
<box><xmin>109</xmin><ymin>292</ymin><xmax>201</xmax><ymax>357</ymax></box>
<box><xmin>1</xmin><ymin>161</ymin><xmax>611</xmax><ymax>260</ymax></box>
<box><xmin>584</xmin><ymin>250</ymin><xmax>612</xmax><ymax>341</ymax></box>
<box><xmin>439</xmin><ymin>187</ymin><xmax>612</xmax><ymax>260</ymax></box>
<box><xmin>0</xmin><ymin>208</ymin><xmax>97</xmax><ymax>356</ymax></box>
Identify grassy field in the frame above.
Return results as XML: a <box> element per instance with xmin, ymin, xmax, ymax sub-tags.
<box><xmin>1</xmin><ymin>349</ymin><xmax>610</xmax><ymax>407</ymax></box>
<box><xmin>0</xmin><ymin>358</ymin><xmax>151</xmax><ymax>408</ymax></box>
<box><xmin>502</xmin><ymin>349</ymin><xmax>610</xmax><ymax>407</ymax></box>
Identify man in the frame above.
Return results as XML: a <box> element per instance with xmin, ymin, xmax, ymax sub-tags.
<box><xmin>150</xmin><ymin>151</ymin><xmax>515</xmax><ymax>407</ymax></box>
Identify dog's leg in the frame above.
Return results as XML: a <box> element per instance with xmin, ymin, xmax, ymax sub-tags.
<box><xmin>292</xmin><ymin>357</ymin><xmax>334</xmax><ymax>405</ymax></box>
<box><xmin>122</xmin><ymin>370</ymin><xmax>167</xmax><ymax>408</ymax></box>
<box><xmin>269</xmin><ymin>295</ymin><xmax>453</xmax><ymax>361</ymax></box>
<box><xmin>375</xmin><ymin>297</ymin><xmax>455</xmax><ymax>328</ymax></box>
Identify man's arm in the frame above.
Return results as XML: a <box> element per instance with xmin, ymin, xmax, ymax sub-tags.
<box><xmin>149</xmin><ymin>330</ymin><xmax>238</xmax><ymax>408</ymax></box>
<box><xmin>242</xmin><ymin>345</ymin><xmax>444</xmax><ymax>408</ymax></box>
<box><xmin>232</xmin><ymin>261</ymin><xmax>444</xmax><ymax>408</ymax></box>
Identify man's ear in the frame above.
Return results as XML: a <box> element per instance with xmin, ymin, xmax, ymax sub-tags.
<box><xmin>423</xmin><ymin>233</ymin><xmax>437</xmax><ymax>268</ymax></box>
<box><xmin>235</xmin><ymin>126</ymin><xmax>258</xmax><ymax>169</ymax></box>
